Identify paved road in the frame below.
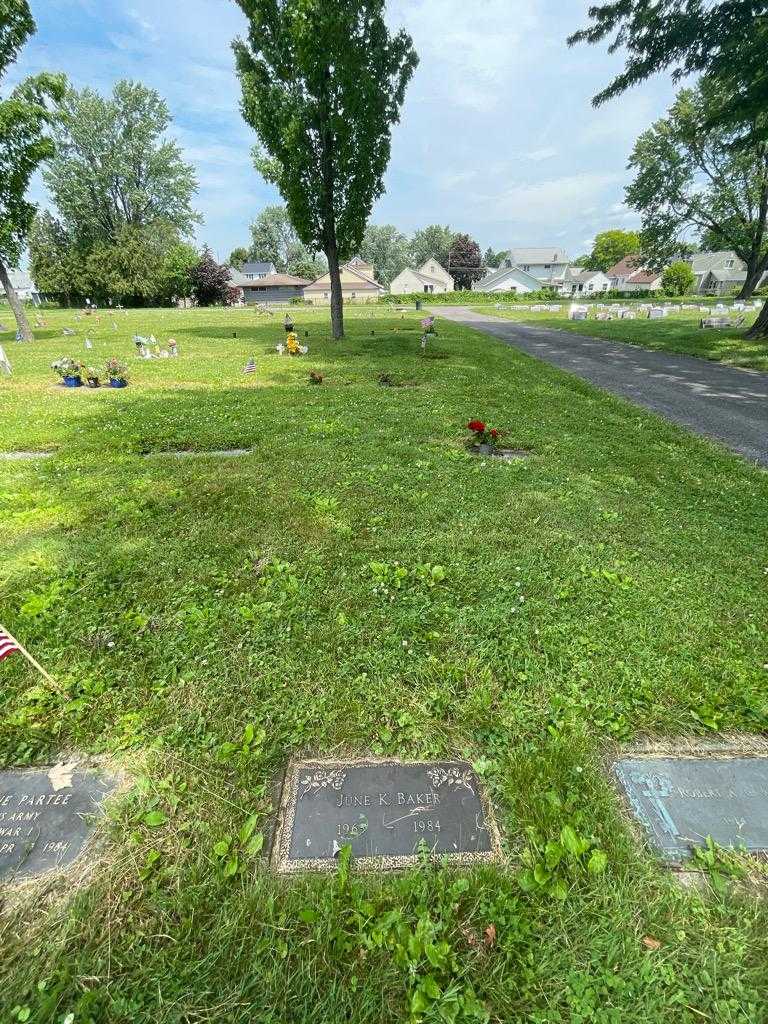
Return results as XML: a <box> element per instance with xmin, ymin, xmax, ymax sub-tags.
<box><xmin>435</xmin><ymin>306</ymin><xmax>768</xmax><ymax>467</ymax></box>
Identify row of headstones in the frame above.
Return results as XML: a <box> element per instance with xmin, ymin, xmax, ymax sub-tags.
<box><xmin>2</xmin><ymin>754</ymin><xmax>766</xmax><ymax>883</ymax></box>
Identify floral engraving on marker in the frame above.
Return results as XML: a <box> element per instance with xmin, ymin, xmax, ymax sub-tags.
<box><xmin>426</xmin><ymin>767</ymin><xmax>475</xmax><ymax>794</ymax></box>
<box><xmin>298</xmin><ymin>769</ymin><xmax>347</xmax><ymax>799</ymax></box>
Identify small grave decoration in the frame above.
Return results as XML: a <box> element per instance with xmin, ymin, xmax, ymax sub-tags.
<box><xmin>105</xmin><ymin>357</ymin><xmax>129</xmax><ymax>388</ymax></box>
<box><xmin>309</xmin><ymin>370</ymin><xmax>324</xmax><ymax>385</ymax></box>
<box><xmin>286</xmin><ymin>332</ymin><xmax>300</xmax><ymax>355</ymax></box>
<box><xmin>466</xmin><ymin>419</ymin><xmax>501</xmax><ymax>448</ymax></box>
<box><xmin>52</xmin><ymin>357</ymin><xmax>84</xmax><ymax>387</ymax></box>
<box><xmin>85</xmin><ymin>365</ymin><xmax>102</xmax><ymax>388</ymax></box>
<box><xmin>420</xmin><ymin>316</ymin><xmax>436</xmax><ymax>353</ymax></box>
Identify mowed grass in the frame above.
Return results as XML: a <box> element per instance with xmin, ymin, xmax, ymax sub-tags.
<box><xmin>1</xmin><ymin>305</ymin><xmax>768</xmax><ymax>1023</ymax></box>
<box><xmin>470</xmin><ymin>302</ymin><xmax>768</xmax><ymax>372</ymax></box>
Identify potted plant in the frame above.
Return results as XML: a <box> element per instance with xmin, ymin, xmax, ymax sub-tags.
<box><xmin>286</xmin><ymin>332</ymin><xmax>300</xmax><ymax>355</ymax></box>
<box><xmin>52</xmin><ymin>357</ymin><xmax>84</xmax><ymax>387</ymax></box>
<box><xmin>105</xmin><ymin>357</ymin><xmax>129</xmax><ymax>388</ymax></box>
<box><xmin>85</xmin><ymin>366</ymin><xmax>101</xmax><ymax>388</ymax></box>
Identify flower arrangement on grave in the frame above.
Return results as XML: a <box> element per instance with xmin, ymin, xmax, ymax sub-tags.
<box><xmin>286</xmin><ymin>332</ymin><xmax>301</xmax><ymax>355</ymax></box>
<box><xmin>104</xmin><ymin>357</ymin><xmax>130</xmax><ymax>387</ymax></box>
<box><xmin>85</xmin><ymin>365</ymin><xmax>102</xmax><ymax>388</ymax></box>
<box><xmin>420</xmin><ymin>315</ymin><xmax>436</xmax><ymax>353</ymax></box>
<box><xmin>52</xmin><ymin>357</ymin><xmax>83</xmax><ymax>386</ymax></box>
<box><xmin>465</xmin><ymin>420</ymin><xmax>502</xmax><ymax>448</ymax></box>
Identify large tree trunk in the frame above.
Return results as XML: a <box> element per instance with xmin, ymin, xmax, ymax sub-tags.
<box><xmin>326</xmin><ymin>239</ymin><xmax>344</xmax><ymax>340</ymax></box>
<box><xmin>737</xmin><ymin>262</ymin><xmax>764</xmax><ymax>300</ymax></box>
<box><xmin>0</xmin><ymin>260</ymin><xmax>33</xmax><ymax>341</ymax></box>
<box><xmin>745</xmin><ymin>298</ymin><xmax>768</xmax><ymax>339</ymax></box>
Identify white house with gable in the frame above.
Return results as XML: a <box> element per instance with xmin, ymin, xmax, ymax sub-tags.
<box><xmin>389</xmin><ymin>257</ymin><xmax>454</xmax><ymax>295</ymax></box>
<box><xmin>472</xmin><ymin>263</ymin><xmax>543</xmax><ymax>293</ymax></box>
<box><xmin>506</xmin><ymin>248</ymin><xmax>570</xmax><ymax>284</ymax></box>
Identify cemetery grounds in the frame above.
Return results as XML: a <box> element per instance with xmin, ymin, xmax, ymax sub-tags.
<box><xmin>1</xmin><ymin>304</ymin><xmax>767</xmax><ymax>1023</ymax></box>
<box><xmin>469</xmin><ymin>302</ymin><xmax>768</xmax><ymax>372</ymax></box>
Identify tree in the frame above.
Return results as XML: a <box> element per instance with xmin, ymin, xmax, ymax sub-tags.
<box><xmin>483</xmin><ymin>247</ymin><xmax>508</xmax><ymax>270</ymax></box>
<box><xmin>447</xmin><ymin>233</ymin><xmax>483</xmax><ymax>290</ymax></box>
<box><xmin>229</xmin><ymin>246</ymin><xmax>249</xmax><ymax>267</ymax></box>
<box><xmin>569</xmin><ymin>0</ymin><xmax>768</xmax><ymax>339</ymax></box>
<box><xmin>28</xmin><ymin>211</ymin><xmax>77</xmax><ymax>304</ymax></box>
<box><xmin>44</xmin><ymin>80</ymin><xmax>199</xmax><ymax>246</ymax></box>
<box><xmin>411</xmin><ymin>225</ymin><xmax>456</xmax><ymax>271</ymax></box>
<box><xmin>585</xmin><ymin>230</ymin><xmax>641</xmax><ymax>272</ymax></box>
<box><xmin>626</xmin><ymin>81</ymin><xmax>768</xmax><ymax>300</ymax></box>
<box><xmin>159</xmin><ymin>242</ymin><xmax>199</xmax><ymax>304</ymax></box>
<box><xmin>359</xmin><ymin>224</ymin><xmax>411</xmax><ymax>286</ymax></box>
<box><xmin>0</xmin><ymin>0</ymin><xmax>65</xmax><ymax>339</ymax></box>
<box><xmin>233</xmin><ymin>0</ymin><xmax>418</xmax><ymax>339</ymax></box>
<box><xmin>662</xmin><ymin>261</ymin><xmax>696</xmax><ymax>296</ymax></box>
<box><xmin>190</xmin><ymin>246</ymin><xmax>231</xmax><ymax>306</ymax></box>
<box><xmin>249</xmin><ymin>203</ymin><xmax>312</xmax><ymax>271</ymax></box>
<box><xmin>289</xmin><ymin>254</ymin><xmax>325</xmax><ymax>281</ymax></box>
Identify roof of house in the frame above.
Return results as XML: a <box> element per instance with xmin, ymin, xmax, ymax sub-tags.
<box><xmin>705</xmin><ymin>269</ymin><xmax>748</xmax><ymax>283</ymax></box>
<box><xmin>239</xmin><ymin>273</ymin><xmax>311</xmax><ymax>288</ymax></box>
<box><xmin>476</xmin><ymin>264</ymin><xmax>543</xmax><ymax>289</ymax></box>
<box><xmin>606</xmin><ymin>256</ymin><xmax>644</xmax><ymax>279</ymax></box>
<box><xmin>507</xmin><ymin>248</ymin><xmax>569</xmax><ymax>265</ymax></box>
<box><xmin>239</xmin><ymin>261</ymin><xmax>276</xmax><ymax>275</ymax></box>
<box><xmin>568</xmin><ymin>270</ymin><xmax>608</xmax><ymax>284</ymax></box>
<box><xmin>690</xmin><ymin>251</ymin><xmax>744</xmax><ymax>275</ymax></box>
<box><xmin>304</xmin><ymin>261</ymin><xmax>384</xmax><ymax>291</ymax></box>
<box><xmin>626</xmin><ymin>268</ymin><xmax>662</xmax><ymax>285</ymax></box>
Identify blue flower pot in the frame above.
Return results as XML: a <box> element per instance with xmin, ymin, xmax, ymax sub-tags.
<box><xmin>63</xmin><ymin>375</ymin><xmax>82</xmax><ymax>388</ymax></box>
<box><xmin>109</xmin><ymin>379</ymin><xmax>128</xmax><ymax>388</ymax></box>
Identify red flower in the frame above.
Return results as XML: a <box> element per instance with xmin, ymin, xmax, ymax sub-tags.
<box><xmin>467</xmin><ymin>420</ymin><xmax>485</xmax><ymax>432</ymax></box>
<box><xmin>490</xmin><ymin>429</ymin><xmax>499</xmax><ymax>438</ymax></box>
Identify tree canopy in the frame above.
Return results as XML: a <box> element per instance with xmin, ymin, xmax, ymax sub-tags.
<box><xmin>447</xmin><ymin>233</ymin><xmax>483</xmax><ymax>290</ymax></box>
<box><xmin>359</xmin><ymin>224</ymin><xmax>411</xmax><ymax>286</ymax></box>
<box><xmin>190</xmin><ymin>246</ymin><xmax>232</xmax><ymax>306</ymax></box>
<box><xmin>248</xmin><ymin>203</ymin><xmax>320</xmax><ymax>275</ymax></box>
<box><xmin>0</xmin><ymin>0</ymin><xmax>65</xmax><ymax>338</ymax></box>
<box><xmin>626</xmin><ymin>80</ymin><xmax>768</xmax><ymax>298</ymax></box>
<box><xmin>411</xmin><ymin>224</ymin><xmax>456</xmax><ymax>271</ymax></box>
<box><xmin>584</xmin><ymin>230</ymin><xmax>641</xmax><ymax>272</ymax></box>
<box><xmin>662</xmin><ymin>261</ymin><xmax>696</xmax><ymax>296</ymax></box>
<box><xmin>44</xmin><ymin>80</ymin><xmax>199</xmax><ymax>246</ymax></box>
<box><xmin>233</xmin><ymin>0</ymin><xmax>418</xmax><ymax>338</ymax></box>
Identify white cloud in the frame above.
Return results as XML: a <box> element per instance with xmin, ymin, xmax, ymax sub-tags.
<box><xmin>524</xmin><ymin>147</ymin><xmax>558</xmax><ymax>162</ymax></box>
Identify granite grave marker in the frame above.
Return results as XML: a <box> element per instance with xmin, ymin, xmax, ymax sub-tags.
<box><xmin>615</xmin><ymin>756</ymin><xmax>768</xmax><ymax>863</ymax></box>
<box><xmin>273</xmin><ymin>758</ymin><xmax>501</xmax><ymax>872</ymax></box>
<box><xmin>0</xmin><ymin>762</ymin><xmax>117</xmax><ymax>883</ymax></box>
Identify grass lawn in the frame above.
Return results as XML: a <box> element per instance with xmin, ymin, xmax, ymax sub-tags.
<box><xmin>1</xmin><ymin>305</ymin><xmax>768</xmax><ymax>1023</ymax></box>
<box><xmin>469</xmin><ymin>303</ymin><xmax>768</xmax><ymax>372</ymax></box>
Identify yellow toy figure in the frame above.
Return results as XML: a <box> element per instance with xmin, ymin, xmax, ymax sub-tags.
<box><xmin>286</xmin><ymin>332</ymin><xmax>300</xmax><ymax>355</ymax></box>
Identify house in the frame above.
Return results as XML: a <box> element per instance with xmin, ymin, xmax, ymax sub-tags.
<box><xmin>4</xmin><ymin>270</ymin><xmax>41</xmax><ymax>304</ymax></box>
<box><xmin>606</xmin><ymin>257</ymin><xmax>663</xmax><ymax>292</ymax></box>
<box><xmin>689</xmin><ymin>251</ymin><xmax>748</xmax><ymax>294</ymax></box>
<box><xmin>563</xmin><ymin>269</ymin><xmax>611</xmax><ymax>295</ymax></box>
<box><xmin>505</xmin><ymin>248</ymin><xmax>570</xmax><ymax>285</ymax></box>
<box><xmin>228</xmin><ymin>269</ymin><xmax>310</xmax><ymax>304</ymax></box>
<box><xmin>472</xmin><ymin>263</ymin><xmax>543</xmax><ymax>294</ymax></box>
<box><xmin>390</xmin><ymin>257</ymin><xmax>454</xmax><ymax>295</ymax></box>
<box><xmin>303</xmin><ymin>256</ymin><xmax>385</xmax><ymax>305</ymax></box>
<box><xmin>237</xmin><ymin>261</ymin><xmax>277</xmax><ymax>281</ymax></box>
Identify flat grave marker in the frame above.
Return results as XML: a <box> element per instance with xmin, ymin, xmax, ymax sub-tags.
<box><xmin>0</xmin><ymin>762</ymin><xmax>116</xmax><ymax>884</ymax></box>
<box><xmin>614</xmin><ymin>756</ymin><xmax>768</xmax><ymax>863</ymax></box>
<box><xmin>273</xmin><ymin>758</ymin><xmax>501</xmax><ymax>873</ymax></box>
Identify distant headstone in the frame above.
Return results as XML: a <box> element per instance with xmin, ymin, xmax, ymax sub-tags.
<box><xmin>0</xmin><ymin>763</ymin><xmax>116</xmax><ymax>883</ymax></box>
<box><xmin>273</xmin><ymin>759</ymin><xmax>501</xmax><ymax>873</ymax></box>
<box><xmin>615</xmin><ymin>756</ymin><xmax>768</xmax><ymax>863</ymax></box>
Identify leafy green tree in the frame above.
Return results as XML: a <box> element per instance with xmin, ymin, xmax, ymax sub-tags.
<box><xmin>411</xmin><ymin>225</ymin><xmax>456</xmax><ymax>271</ymax></box>
<box><xmin>44</xmin><ymin>80</ymin><xmax>199</xmax><ymax>246</ymax></box>
<box><xmin>28</xmin><ymin>211</ymin><xmax>77</xmax><ymax>304</ymax></box>
<box><xmin>233</xmin><ymin>0</ymin><xmax>418</xmax><ymax>338</ymax></box>
<box><xmin>0</xmin><ymin>0</ymin><xmax>65</xmax><ymax>338</ymax></box>
<box><xmin>190</xmin><ymin>246</ymin><xmax>231</xmax><ymax>306</ymax></box>
<box><xmin>662</xmin><ymin>261</ymin><xmax>696</xmax><ymax>296</ymax></box>
<box><xmin>585</xmin><ymin>230</ymin><xmax>641</xmax><ymax>272</ymax></box>
<box><xmin>626</xmin><ymin>81</ymin><xmax>768</xmax><ymax>299</ymax></box>
<box><xmin>288</xmin><ymin>254</ymin><xmax>325</xmax><ymax>281</ymax></box>
<box><xmin>569</xmin><ymin>0</ymin><xmax>768</xmax><ymax>338</ymax></box>
<box><xmin>447</xmin><ymin>233</ymin><xmax>483</xmax><ymax>290</ymax></box>
<box><xmin>229</xmin><ymin>246</ymin><xmax>249</xmax><ymax>267</ymax></box>
<box><xmin>482</xmin><ymin>247</ymin><xmax>508</xmax><ymax>270</ymax></box>
<box><xmin>249</xmin><ymin>203</ymin><xmax>310</xmax><ymax>271</ymax></box>
<box><xmin>359</xmin><ymin>224</ymin><xmax>411</xmax><ymax>286</ymax></box>
<box><xmin>160</xmin><ymin>242</ymin><xmax>199</xmax><ymax>303</ymax></box>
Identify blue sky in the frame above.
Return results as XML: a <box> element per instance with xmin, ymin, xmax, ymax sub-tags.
<box><xmin>13</xmin><ymin>0</ymin><xmax>680</xmax><ymax>262</ymax></box>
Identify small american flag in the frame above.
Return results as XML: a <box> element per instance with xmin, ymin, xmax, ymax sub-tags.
<box><xmin>0</xmin><ymin>627</ymin><xmax>21</xmax><ymax>662</ymax></box>
<box><xmin>243</xmin><ymin>358</ymin><xmax>257</xmax><ymax>374</ymax></box>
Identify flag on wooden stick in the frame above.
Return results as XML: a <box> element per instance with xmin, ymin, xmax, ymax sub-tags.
<box><xmin>243</xmin><ymin>358</ymin><xmax>257</xmax><ymax>374</ymax></box>
<box><xmin>0</xmin><ymin>624</ymin><xmax>61</xmax><ymax>690</ymax></box>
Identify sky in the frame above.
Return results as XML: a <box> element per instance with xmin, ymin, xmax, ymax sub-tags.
<box><xmin>11</xmin><ymin>0</ymin><xmax>681</xmax><ymax>263</ymax></box>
